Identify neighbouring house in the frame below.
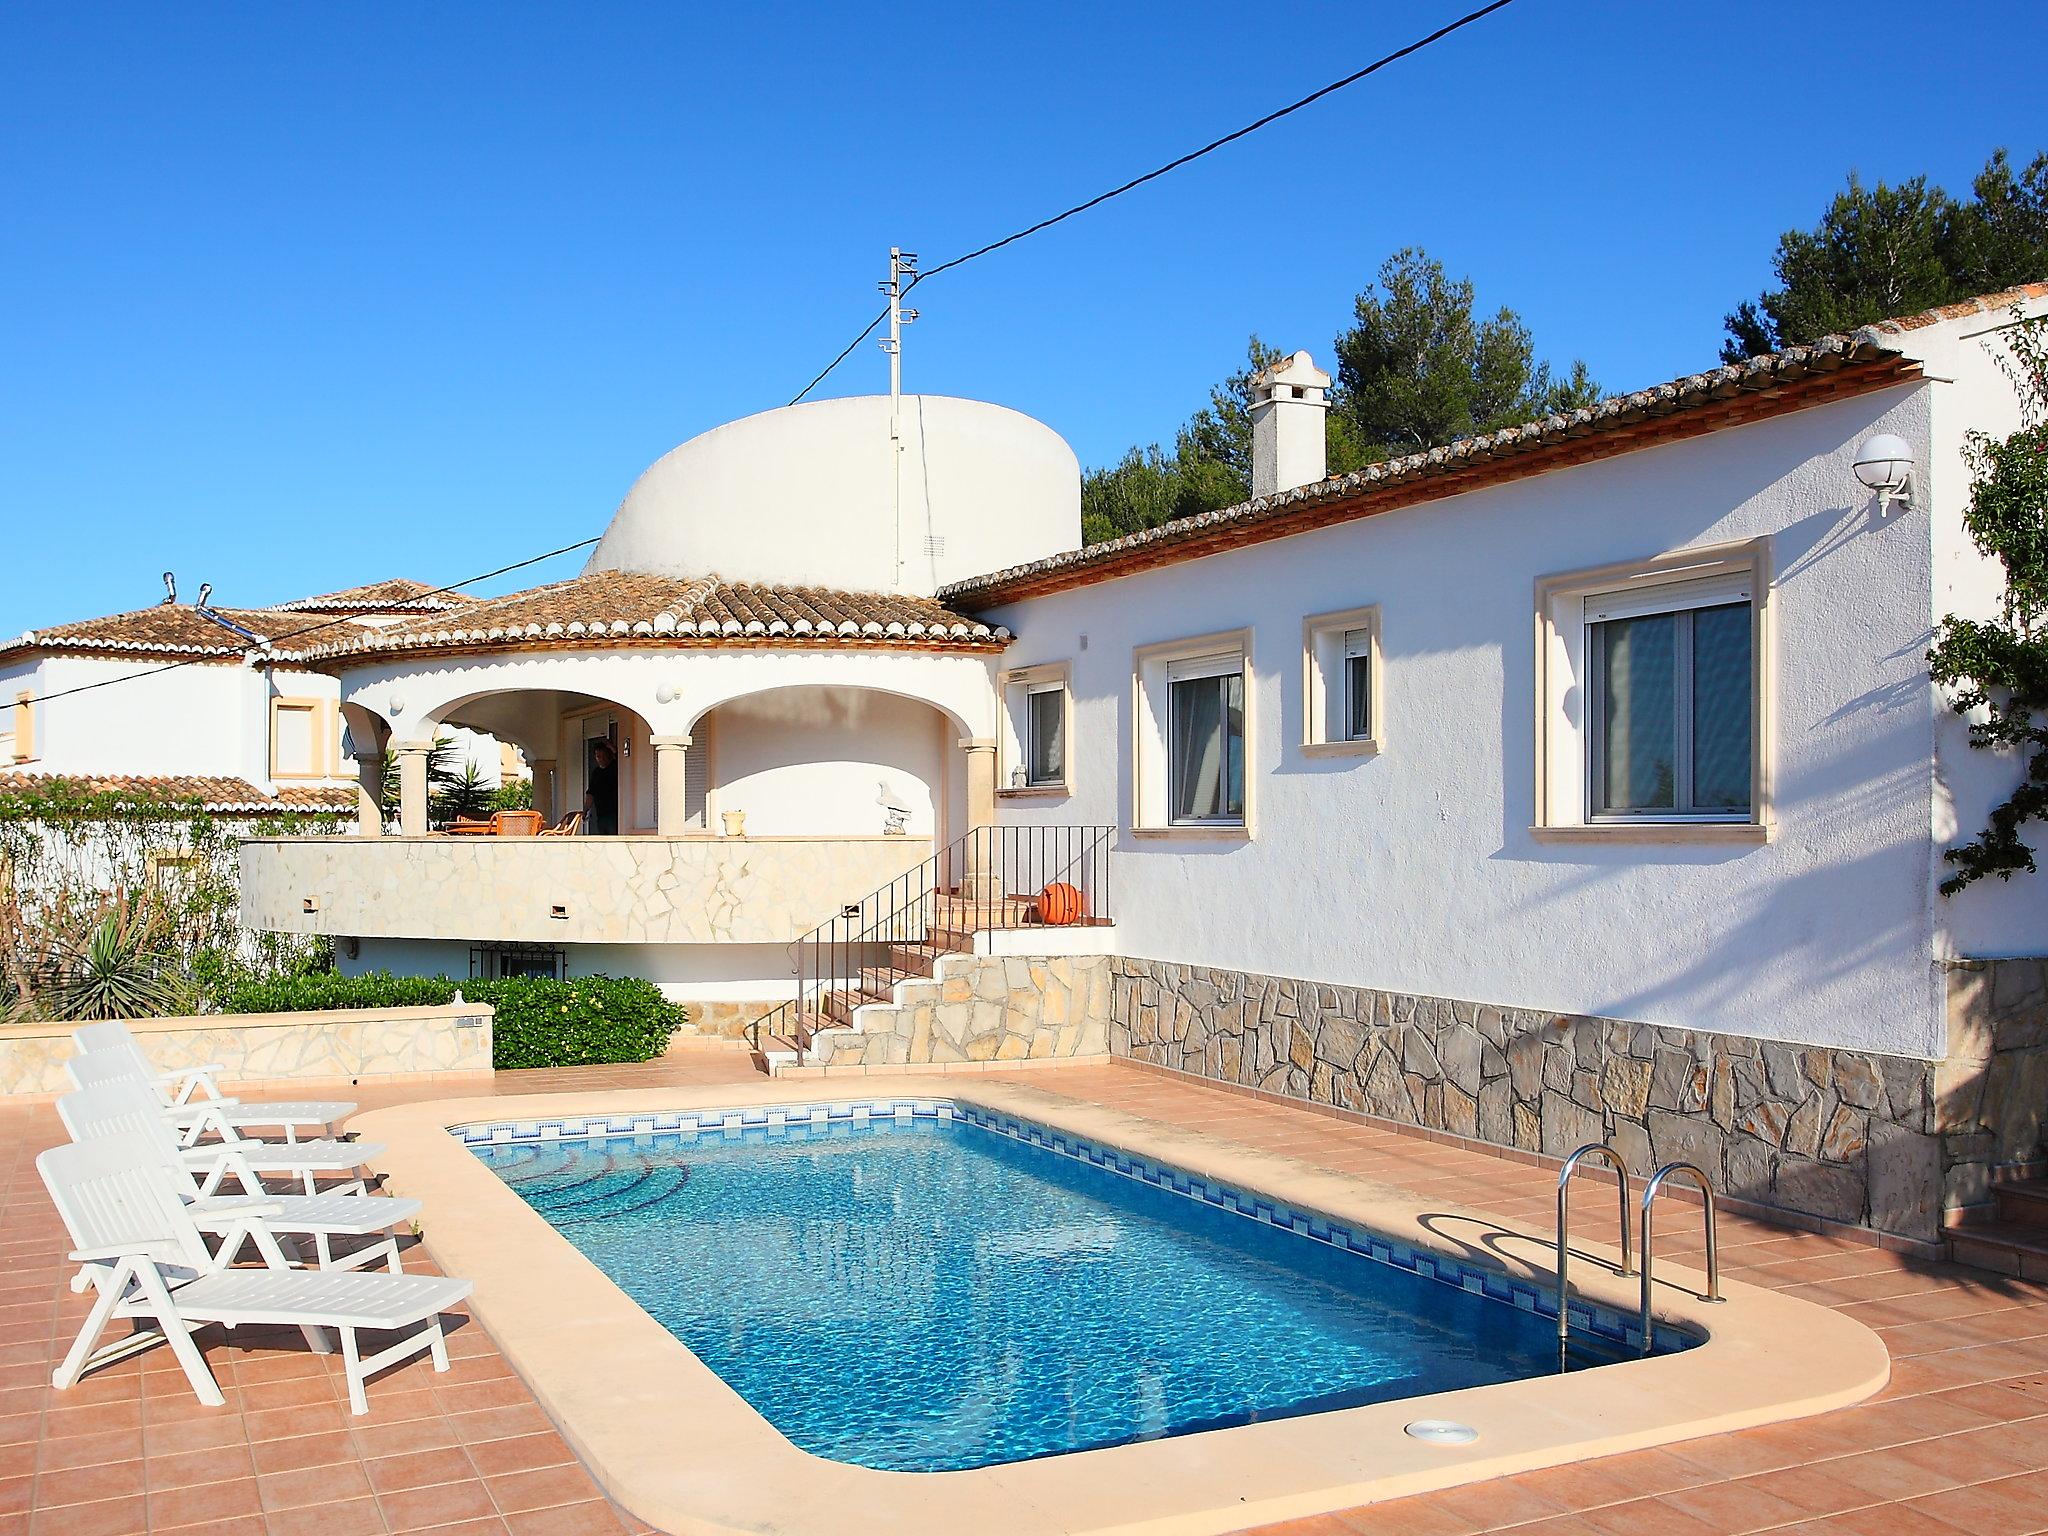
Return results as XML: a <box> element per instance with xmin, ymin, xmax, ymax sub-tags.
<box><xmin>238</xmin><ymin>286</ymin><xmax>2048</xmax><ymax>1253</ymax></box>
<box><xmin>0</xmin><ymin>577</ymin><xmax>513</xmax><ymax>820</ymax></box>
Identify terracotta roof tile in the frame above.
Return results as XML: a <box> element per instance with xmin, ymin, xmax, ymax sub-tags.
<box><xmin>0</xmin><ymin>772</ymin><xmax>354</xmax><ymax>814</ymax></box>
<box><xmin>272</xmin><ymin>572</ymin><xmax>1011</xmax><ymax>664</ymax></box>
<box><xmin>0</xmin><ymin>577</ymin><xmax>471</xmax><ymax>665</ymax></box>
<box><xmin>272</xmin><ymin>579</ymin><xmax>477</xmax><ymax>613</ymax></box>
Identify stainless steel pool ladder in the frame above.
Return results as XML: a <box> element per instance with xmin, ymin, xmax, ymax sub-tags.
<box><xmin>1638</xmin><ymin>1160</ymin><xmax>1724</xmax><ymax>1351</ymax></box>
<box><xmin>1555</xmin><ymin>1142</ymin><xmax>1633</xmax><ymax>1343</ymax></box>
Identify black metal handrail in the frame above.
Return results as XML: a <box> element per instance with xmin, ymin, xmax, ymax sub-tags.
<box><xmin>745</xmin><ymin>824</ymin><xmax>1114</xmax><ymax>1062</ymax></box>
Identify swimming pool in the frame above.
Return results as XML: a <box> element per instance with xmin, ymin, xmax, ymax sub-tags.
<box><xmin>469</xmin><ymin>1098</ymin><xmax>1690</xmax><ymax>1472</ymax></box>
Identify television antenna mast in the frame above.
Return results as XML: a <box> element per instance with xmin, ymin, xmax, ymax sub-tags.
<box><xmin>879</xmin><ymin>247</ymin><xmax>919</xmax><ymax>587</ymax></box>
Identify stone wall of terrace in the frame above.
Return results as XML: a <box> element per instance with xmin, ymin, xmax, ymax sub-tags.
<box><xmin>241</xmin><ymin>834</ymin><xmax>932</xmax><ymax>946</ymax></box>
<box><xmin>0</xmin><ymin>1002</ymin><xmax>492</xmax><ymax>1098</ymax></box>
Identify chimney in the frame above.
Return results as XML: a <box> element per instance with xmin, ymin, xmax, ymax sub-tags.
<box><xmin>1250</xmin><ymin>350</ymin><xmax>1331</xmax><ymax>498</ymax></box>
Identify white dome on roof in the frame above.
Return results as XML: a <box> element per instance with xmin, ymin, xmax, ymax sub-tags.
<box><xmin>585</xmin><ymin>394</ymin><xmax>1081</xmax><ymax>597</ymax></box>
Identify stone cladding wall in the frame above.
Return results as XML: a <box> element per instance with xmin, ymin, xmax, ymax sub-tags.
<box><xmin>1940</xmin><ymin>958</ymin><xmax>2048</xmax><ymax>1209</ymax></box>
<box><xmin>1107</xmin><ymin>957</ymin><xmax>1959</xmax><ymax>1241</ymax></box>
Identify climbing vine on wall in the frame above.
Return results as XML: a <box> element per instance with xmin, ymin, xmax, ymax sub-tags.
<box><xmin>1930</xmin><ymin>310</ymin><xmax>2048</xmax><ymax>893</ymax></box>
<box><xmin>0</xmin><ymin>778</ymin><xmax>335</xmax><ymax>1018</ymax></box>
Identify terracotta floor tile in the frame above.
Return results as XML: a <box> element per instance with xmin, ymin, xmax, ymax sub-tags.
<box><xmin>262</xmin><ymin>1494</ymin><xmax>389</xmax><ymax>1536</ymax></box>
<box><xmin>1657</xmin><ymin>1474</ymin><xmax>1811</xmax><ymax>1531</ymax></box>
<box><xmin>377</xmin><ymin>1476</ymin><xmax>497</xmax><ymax>1531</ymax></box>
<box><xmin>249</xmin><ymin>1426</ymin><xmax>357</xmax><ymax>1474</ymax></box>
<box><xmin>35</xmin><ymin>1425</ymin><xmax>140</xmax><ymax>1472</ymax></box>
<box><xmin>463</xmin><ymin>1431</ymin><xmax>573</xmax><ymax>1478</ymax></box>
<box><xmin>143</xmin><ymin>1440</ymin><xmax>255</xmax><ymax>1490</ymax></box>
<box><xmin>1580</xmin><ymin>1496</ymin><xmax>1728</xmax><ymax>1536</ymax></box>
<box><xmin>366</xmin><ymin>1445</ymin><xmax>478</xmax><ymax>1493</ymax></box>
<box><xmin>501</xmin><ymin>1500</ymin><xmax>629</xmax><ymax>1536</ymax></box>
<box><xmin>1907</xmin><ymin>1475</ymin><xmax>2048</xmax><ymax>1536</ymax></box>
<box><xmin>485</xmin><ymin>1460</ymin><xmax>606</xmax><ymax>1514</ymax></box>
<box><xmin>28</xmin><ymin>1456</ymin><xmax>144</xmax><ymax>1508</ymax></box>
<box><xmin>257</xmin><ymin>1458</ymin><xmax>376</xmax><ymax>1510</ymax></box>
<box><xmin>144</xmin><ymin>1472</ymin><xmax>262</xmax><ymax>1528</ymax></box>
<box><xmin>25</xmin><ymin>1493</ymin><xmax>145</xmax><ymax>1536</ymax></box>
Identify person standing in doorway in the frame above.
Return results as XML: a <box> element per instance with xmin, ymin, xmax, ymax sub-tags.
<box><xmin>585</xmin><ymin>741</ymin><xmax>619</xmax><ymax>835</ymax></box>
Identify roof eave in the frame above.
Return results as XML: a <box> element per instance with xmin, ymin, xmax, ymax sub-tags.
<box><xmin>942</xmin><ymin>343</ymin><xmax>1922</xmax><ymax>610</ymax></box>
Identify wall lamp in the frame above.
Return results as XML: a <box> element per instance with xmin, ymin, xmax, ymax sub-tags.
<box><xmin>1854</xmin><ymin>434</ymin><xmax>1915</xmax><ymax>514</ymax></box>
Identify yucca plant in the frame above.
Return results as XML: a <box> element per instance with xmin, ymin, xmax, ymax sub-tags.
<box><xmin>42</xmin><ymin>896</ymin><xmax>190</xmax><ymax>1021</ymax></box>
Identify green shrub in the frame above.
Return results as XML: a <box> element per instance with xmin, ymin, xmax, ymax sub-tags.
<box><xmin>466</xmin><ymin>976</ymin><xmax>683</xmax><ymax>1070</ymax></box>
<box><xmin>222</xmin><ymin>970</ymin><xmax>683</xmax><ymax>1069</ymax></box>
<box><xmin>223</xmin><ymin>970</ymin><xmax>458</xmax><ymax>1014</ymax></box>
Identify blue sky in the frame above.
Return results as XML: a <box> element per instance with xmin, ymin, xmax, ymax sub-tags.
<box><xmin>2</xmin><ymin>1</ymin><xmax>2040</xmax><ymax>628</ymax></box>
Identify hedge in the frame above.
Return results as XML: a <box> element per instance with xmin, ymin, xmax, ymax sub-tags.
<box><xmin>221</xmin><ymin>970</ymin><xmax>684</xmax><ymax>1070</ymax></box>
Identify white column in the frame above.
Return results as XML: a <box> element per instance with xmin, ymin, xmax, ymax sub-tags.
<box><xmin>530</xmin><ymin>758</ymin><xmax>556</xmax><ymax>822</ymax></box>
<box><xmin>960</xmin><ymin>737</ymin><xmax>998</xmax><ymax>899</ymax></box>
<box><xmin>651</xmin><ymin>735</ymin><xmax>692</xmax><ymax>836</ymax></box>
<box><xmin>353</xmin><ymin>751</ymin><xmax>385</xmax><ymax>837</ymax></box>
<box><xmin>394</xmin><ymin>742</ymin><xmax>433</xmax><ymax>836</ymax></box>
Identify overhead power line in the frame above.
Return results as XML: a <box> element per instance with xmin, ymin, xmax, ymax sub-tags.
<box><xmin>787</xmin><ymin>0</ymin><xmax>1519</xmax><ymax>406</ymax></box>
<box><xmin>14</xmin><ymin>536</ymin><xmax>602</xmax><ymax>711</ymax></box>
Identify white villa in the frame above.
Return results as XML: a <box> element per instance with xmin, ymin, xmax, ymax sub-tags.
<box><xmin>0</xmin><ymin>578</ymin><xmax>513</xmax><ymax>820</ymax></box>
<box><xmin>233</xmin><ymin>284</ymin><xmax>2048</xmax><ymax>1254</ymax></box>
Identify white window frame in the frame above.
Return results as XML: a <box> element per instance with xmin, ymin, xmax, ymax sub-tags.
<box><xmin>1132</xmin><ymin>628</ymin><xmax>1253</xmax><ymax>838</ymax></box>
<box><xmin>269</xmin><ymin>697</ymin><xmax>327</xmax><ymax>782</ymax></box>
<box><xmin>997</xmin><ymin>661</ymin><xmax>1072</xmax><ymax>798</ymax></box>
<box><xmin>1533</xmin><ymin>539</ymin><xmax>1772</xmax><ymax>843</ymax></box>
<box><xmin>1302</xmin><ymin>604</ymin><xmax>1382</xmax><ymax>756</ymax></box>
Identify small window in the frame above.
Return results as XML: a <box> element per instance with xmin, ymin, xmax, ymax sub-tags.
<box><xmin>8</xmin><ymin>691</ymin><xmax>33</xmax><ymax>764</ymax></box>
<box><xmin>1167</xmin><ymin>653</ymin><xmax>1245</xmax><ymax>823</ymax></box>
<box><xmin>1026</xmin><ymin>685</ymin><xmax>1063</xmax><ymax>787</ymax></box>
<box><xmin>999</xmin><ymin>663</ymin><xmax>1071</xmax><ymax>795</ymax></box>
<box><xmin>469</xmin><ymin>943</ymin><xmax>565</xmax><ymax>981</ymax></box>
<box><xmin>1302</xmin><ymin>606</ymin><xmax>1380</xmax><ymax>754</ymax></box>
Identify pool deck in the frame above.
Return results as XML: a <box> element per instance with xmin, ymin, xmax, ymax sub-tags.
<box><xmin>1</xmin><ymin>1054</ymin><xmax>2045</xmax><ymax>1534</ymax></box>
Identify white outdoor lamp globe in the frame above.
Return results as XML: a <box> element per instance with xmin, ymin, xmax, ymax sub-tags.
<box><xmin>1853</xmin><ymin>434</ymin><xmax>1915</xmax><ymax>510</ymax></box>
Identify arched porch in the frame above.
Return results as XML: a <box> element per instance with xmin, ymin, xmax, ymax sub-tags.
<box><xmin>334</xmin><ymin>648</ymin><xmax>1000</xmax><ymax>845</ymax></box>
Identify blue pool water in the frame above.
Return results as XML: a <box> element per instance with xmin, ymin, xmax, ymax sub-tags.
<box><xmin>473</xmin><ymin>1108</ymin><xmax>1659</xmax><ymax>1471</ymax></box>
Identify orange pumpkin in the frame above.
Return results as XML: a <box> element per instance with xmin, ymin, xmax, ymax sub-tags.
<box><xmin>1037</xmin><ymin>882</ymin><xmax>1085</xmax><ymax>926</ymax></box>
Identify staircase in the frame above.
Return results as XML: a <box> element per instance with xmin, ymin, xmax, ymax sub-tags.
<box><xmin>748</xmin><ymin>826</ymin><xmax>1113</xmax><ymax>1069</ymax></box>
<box><xmin>1948</xmin><ymin>1177</ymin><xmax>2048</xmax><ymax>1279</ymax></box>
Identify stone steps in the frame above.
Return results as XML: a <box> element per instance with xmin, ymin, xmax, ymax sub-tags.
<box><xmin>1992</xmin><ymin>1177</ymin><xmax>2048</xmax><ymax>1227</ymax></box>
<box><xmin>1948</xmin><ymin>1214</ymin><xmax>2048</xmax><ymax>1281</ymax></box>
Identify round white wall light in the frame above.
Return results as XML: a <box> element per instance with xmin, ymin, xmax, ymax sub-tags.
<box><xmin>1854</xmin><ymin>433</ymin><xmax>1915</xmax><ymax>507</ymax></box>
<box><xmin>388</xmin><ymin>695</ymin><xmax>405</xmax><ymax>715</ymax></box>
<box><xmin>654</xmin><ymin>683</ymin><xmax>676</xmax><ymax>705</ymax></box>
<box><xmin>1404</xmin><ymin>1419</ymin><xmax>1479</xmax><ymax>1445</ymax></box>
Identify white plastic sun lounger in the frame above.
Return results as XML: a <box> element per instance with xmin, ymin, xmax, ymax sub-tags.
<box><xmin>40</xmin><ymin>1132</ymin><xmax>470</xmax><ymax>1413</ymax></box>
<box><xmin>58</xmin><ymin>1077</ymin><xmax>382</xmax><ymax>1197</ymax></box>
<box><xmin>70</xmin><ymin>1022</ymin><xmax>355</xmax><ymax>1143</ymax></box>
<box><xmin>58</xmin><ymin>1083</ymin><xmax>419</xmax><ymax>1274</ymax></box>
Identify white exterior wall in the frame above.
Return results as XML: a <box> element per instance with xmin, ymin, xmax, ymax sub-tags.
<box><xmin>704</xmin><ymin>686</ymin><xmax>949</xmax><ymax>838</ymax></box>
<box><xmin>991</xmin><ymin>384</ymin><xmax>1952</xmax><ymax>1057</ymax></box>
<box><xmin>1919</xmin><ymin>296</ymin><xmax>2048</xmax><ymax>958</ymax></box>
<box><xmin>25</xmin><ymin>656</ymin><xmax>272</xmax><ymax>783</ymax></box>
<box><xmin>345</xmin><ymin>937</ymin><xmax>796</xmax><ymax>1000</ymax></box>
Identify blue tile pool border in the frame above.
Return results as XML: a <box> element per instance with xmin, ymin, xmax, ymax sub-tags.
<box><xmin>453</xmin><ymin>1097</ymin><xmax>1695</xmax><ymax>1355</ymax></box>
